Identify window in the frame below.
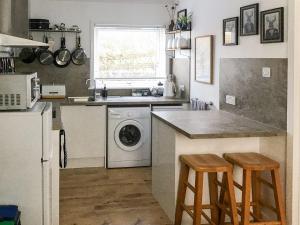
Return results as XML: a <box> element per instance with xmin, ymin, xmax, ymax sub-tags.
<box><xmin>93</xmin><ymin>26</ymin><xmax>166</xmax><ymax>87</ymax></box>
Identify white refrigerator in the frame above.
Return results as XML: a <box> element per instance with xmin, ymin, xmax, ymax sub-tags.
<box><xmin>0</xmin><ymin>102</ymin><xmax>58</xmax><ymax>225</ymax></box>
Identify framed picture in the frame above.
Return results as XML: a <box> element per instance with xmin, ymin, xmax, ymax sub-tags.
<box><xmin>261</xmin><ymin>7</ymin><xmax>284</xmax><ymax>43</ymax></box>
<box><xmin>177</xmin><ymin>9</ymin><xmax>187</xmax><ymax>19</ymax></box>
<box><xmin>195</xmin><ymin>35</ymin><xmax>213</xmax><ymax>84</ymax></box>
<box><xmin>240</xmin><ymin>3</ymin><xmax>259</xmax><ymax>36</ymax></box>
<box><xmin>223</xmin><ymin>17</ymin><xmax>239</xmax><ymax>46</ymax></box>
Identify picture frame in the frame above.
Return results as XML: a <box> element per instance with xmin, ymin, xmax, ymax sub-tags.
<box><xmin>177</xmin><ymin>9</ymin><xmax>187</xmax><ymax>19</ymax></box>
<box><xmin>195</xmin><ymin>35</ymin><xmax>214</xmax><ymax>84</ymax></box>
<box><xmin>240</xmin><ymin>3</ymin><xmax>259</xmax><ymax>36</ymax></box>
<box><xmin>261</xmin><ymin>7</ymin><xmax>284</xmax><ymax>43</ymax></box>
<box><xmin>223</xmin><ymin>17</ymin><xmax>239</xmax><ymax>46</ymax></box>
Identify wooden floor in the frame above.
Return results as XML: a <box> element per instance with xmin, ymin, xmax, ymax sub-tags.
<box><xmin>60</xmin><ymin>167</ymin><xmax>172</xmax><ymax>225</ymax></box>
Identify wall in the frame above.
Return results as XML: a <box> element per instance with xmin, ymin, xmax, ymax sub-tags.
<box><xmin>29</xmin><ymin>0</ymin><xmax>171</xmax><ymax>57</ymax></box>
<box><xmin>178</xmin><ymin>0</ymin><xmax>288</xmax><ymax>107</ymax></box>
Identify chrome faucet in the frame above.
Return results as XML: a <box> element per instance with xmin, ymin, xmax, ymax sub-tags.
<box><xmin>85</xmin><ymin>78</ymin><xmax>105</xmax><ymax>100</ymax></box>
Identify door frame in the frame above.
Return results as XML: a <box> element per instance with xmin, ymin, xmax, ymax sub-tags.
<box><xmin>287</xmin><ymin>0</ymin><xmax>300</xmax><ymax>224</ymax></box>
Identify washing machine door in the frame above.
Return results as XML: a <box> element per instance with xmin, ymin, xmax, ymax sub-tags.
<box><xmin>114</xmin><ymin>120</ymin><xmax>145</xmax><ymax>152</ymax></box>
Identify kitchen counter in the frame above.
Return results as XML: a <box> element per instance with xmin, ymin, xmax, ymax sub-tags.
<box><xmin>151</xmin><ymin>110</ymin><xmax>285</xmax><ymax>139</ymax></box>
<box><xmin>40</xmin><ymin>96</ymin><xmax>189</xmax><ymax>131</ymax></box>
<box><xmin>151</xmin><ymin>110</ymin><xmax>287</xmax><ymax>224</ymax></box>
<box><xmin>62</xmin><ymin>96</ymin><xmax>189</xmax><ymax>106</ymax></box>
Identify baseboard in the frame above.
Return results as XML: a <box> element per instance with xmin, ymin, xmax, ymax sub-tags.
<box><xmin>64</xmin><ymin>157</ymin><xmax>105</xmax><ymax>169</ymax></box>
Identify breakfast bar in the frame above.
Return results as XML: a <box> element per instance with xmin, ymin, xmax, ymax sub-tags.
<box><xmin>151</xmin><ymin>110</ymin><xmax>286</xmax><ymax>224</ymax></box>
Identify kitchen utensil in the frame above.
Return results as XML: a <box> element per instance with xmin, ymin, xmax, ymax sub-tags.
<box><xmin>59</xmin><ymin>129</ymin><xmax>68</xmax><ymax>168</ymax></box>
<box><xmin>71</xmin><ymin>35</ymin><xmax>87</xmax><ymax>65</ymax></box>
<box><xmin>19</xmin><ymin>48</ymin><xmax>37</xmax><ymax>64</ymax></box>
<box><xmin>167</xmin><ymin>38</ymin><xmax>173</xmax><ymax>49</ymax></box>
<box><xmin>29</xmin><ymin>19</ymin><xmax>50</xmax><ymax>30</ymax></box>
<box><xmin>176</xmin><ymin>37</ymin><xmax>189</xmax><ymax>49</ymax></box>
<box><xmin>38</xmin><ymin>34</ymin><xmax>54</xmax><ymax>65</ymax></box>
<box><xmin>172</xmin><ymin>38</ymin><xmax>178</xmax><ymax>49</ymax></box>
<box><xmin>54</xmin><ymin>35</ymin><xmax>71</xmax><ymax>68</ymax></box>
<box><xmin>164</xmin><ymin>74</ymin><xmax>177</xmax><ymax>98</ymax></box>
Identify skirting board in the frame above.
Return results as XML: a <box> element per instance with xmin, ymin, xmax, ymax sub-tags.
<box><xmin>64</xmin><ymin>157</ymin><xmax>105</xmax><ymax>169</ymax></box>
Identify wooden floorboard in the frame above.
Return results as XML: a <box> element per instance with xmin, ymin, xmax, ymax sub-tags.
<box><xmin>60</xmin><ymin>167</ymin><xmax>173</xmax><ymax>225</ymax></box>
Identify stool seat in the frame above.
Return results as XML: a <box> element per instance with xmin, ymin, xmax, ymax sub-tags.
<box><xmin>180</xmin><ymin>154</ymin><xmax>232</xmax><ymax>172</ymax></box>
<box><xmin>224</xmin><ymin>152</ymin><xmax>280</xmax><ymax>170</ymax></box>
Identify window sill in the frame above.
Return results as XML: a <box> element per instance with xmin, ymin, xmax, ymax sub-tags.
<box><xmin>95</xmin><ymin>79</ymin><xmax>165</xmax><ymax>89</ymax></box>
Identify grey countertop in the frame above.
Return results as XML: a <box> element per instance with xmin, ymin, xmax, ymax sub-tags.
<box><xmin>41</xmin><ymin>96</ymin><xmax>189</xmax><ymax>106</ymax></box>
<box><xmin>62</xmin><ymin>96</ymin><xmax>189</xmax><ymax>106</ymax></box>
<box><xmin>152</xmin><ymin>110</ymin><xmax>286</xmax><ymax>139</ymax></box>
<box><xmin>40</xmin><ymin>96</ymin><xmax>189</xmax><ymax>130</ymax></box>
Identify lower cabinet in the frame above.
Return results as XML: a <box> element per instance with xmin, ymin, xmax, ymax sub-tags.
<box><xmin>60</xmin><ymin>105</ymin><xmax>106</xmax><ymax>168</ymax></box>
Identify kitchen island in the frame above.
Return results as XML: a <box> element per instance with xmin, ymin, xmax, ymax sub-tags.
<box><xmin>151</xmin><ymin>110</ymin><xmax>286</xmax><ymax>224</ymax></box>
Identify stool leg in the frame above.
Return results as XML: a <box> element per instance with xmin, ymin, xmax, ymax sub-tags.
<box><xmin>208</xmin><ymin>172</ymin><xmax>219</xmax><ymax>224</ymax></box>
<box><xmin>175</xmin><ymin>162</ymin><xmax>190</xmax><ymax>225</ymax></box>
<box><xmin>194</xmin><ymin>172</ymin><xmax>204</xmax><ymax>225</ymax></box>
<box><xmin>226</xmin><ymin>170</ymin><xmax>239</xmax><ymax>225</ymax></box>
<box><xmin>271</xmin><ymin>168</ymin><xmax>287</xmax><ymax>225</ymax></box>
<box><xmin>219</xmin><ymin>173</ymin><xmax>228</xmax><ymax>225</ymax></box>
<box><xmin>251</xmin><ymin>171</ymin><xmax>262</xmax><ymax>221</ymax></box>
<box><xmin>241</xmin><ymin>169</ymin><xmax>251</xmax><ymax>225</ymax></box>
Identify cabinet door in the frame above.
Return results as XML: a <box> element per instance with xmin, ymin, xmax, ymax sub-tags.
<box><xmin>61</xmin><ymin>106</ymin><xmax>106</xmax><ymax>159</ymax></box>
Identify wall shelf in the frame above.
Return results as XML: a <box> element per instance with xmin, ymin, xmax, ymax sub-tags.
<box><xmin>29</xmin><ymin>29</ymin><xmax>81</xmax><ymax>34</ymax></box>
<box><xmin>166</xmin><ymin>29</ymin><xmax>191</xmax><ymax>34</ymax></box>
<box><xmin>166</xmin><ymin>48</ymin><xmax>191</xmax><ymax>51</ymax></box>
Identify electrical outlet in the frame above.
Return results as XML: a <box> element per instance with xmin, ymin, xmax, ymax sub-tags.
<box><xmin>225</xmin><ymin>95</ymin><xmax>236</xmax><ymax>105</ymax></box>
<box><xmin>262</xmin><ymin>67</ymin><xmax>271</xmax><ymax>78</ymax></box>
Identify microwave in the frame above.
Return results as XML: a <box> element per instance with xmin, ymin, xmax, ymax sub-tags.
<box><xmin>0</xmin><ymin>72</ymin><xmax>40</xmax><ymax>110</ymax></box>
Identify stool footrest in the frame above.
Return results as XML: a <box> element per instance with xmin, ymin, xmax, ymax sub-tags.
<box><xmin>257</xmin><ymin>177</ymin><xmax>274</xmax><ymax>189</ymax></box>
<box><xmin>182</xmin><ymin>204</ymin><xmax>194</xmax><ymax>218</ymax></box>
<box><xmin>250</xmin><ymin>222</ymin><xmax>281</xmax><ymax>225</ymax></box>
<box><xmin>233</xmin><ymin>181</ymin><xmax>243</xmax><ymax>190</ymax></box>
<box><xmin>258</xmin><ymin>200</ymin><xmax>278</xmax><ymax>214</ymax></box>
<box><xmin>201</xmin><ymin>211</ymin><xmax>216</xmax><ymax>225</ymax></box>
<box><xmin>184</xmin><ymin>181</ymin><xmax>195</xmax><ymax>193</ymax></box>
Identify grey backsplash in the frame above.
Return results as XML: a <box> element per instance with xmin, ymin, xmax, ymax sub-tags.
<box><xmin>15</xmin><ymin>58</ymin><xmax>190</xmax><ymax>99</ymax></box>
<box><xmin>15</xmin><ymin>59</ymin><xmax>90</xmax><ymax>97</ymax></box>
<box><xmin>220</xmin><ymin>58</ymin><xmax>287</xmax><ymax>130</ymax></box>
<box><xmin>173</xmin><ymin>58</ymin><xmax>190</xmax><ymax>99</ymax></box>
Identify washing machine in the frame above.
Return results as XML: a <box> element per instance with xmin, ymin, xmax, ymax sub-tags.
<box><xmin>107</xmin><ymin>107</ymin><xmax>151</xmax><ymax>168</ymax></box>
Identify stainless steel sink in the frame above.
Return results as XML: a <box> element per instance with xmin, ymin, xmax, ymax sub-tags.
<box><xmin>68</xmin><ymin>96</ymin><xmax>90</xmax><ymax>102</ymax></box>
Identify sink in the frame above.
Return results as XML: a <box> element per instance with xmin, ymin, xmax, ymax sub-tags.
<box><xmin>68</xmin><ymin>96</ymin><xmax>90</xmax><ymax>102</ymax></box>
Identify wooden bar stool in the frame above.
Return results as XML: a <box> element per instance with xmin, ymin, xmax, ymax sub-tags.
<box><xmin>223</xmin><ymin>152</ymin><xmax>286</xmax><ymax>225</ymax></box>
<box><xmin>175</xmin><ymin>154</ymin><xmax>239</xmax><ymax>225</ymax></box>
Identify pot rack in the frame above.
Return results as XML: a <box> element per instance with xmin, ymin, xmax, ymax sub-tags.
<box><xmin>29</xmin><ymin>29</ymin><xmax>81</xmax><ymax>33</ymax></box>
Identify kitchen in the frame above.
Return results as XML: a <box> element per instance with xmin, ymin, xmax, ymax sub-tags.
<box><xmin>0</xmin><ymin>0</ymin><xmax>300</xmax><ymax>225</ymax></box>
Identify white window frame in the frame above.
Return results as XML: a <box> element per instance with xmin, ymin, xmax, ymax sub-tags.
<box><xmin>90</xmin><ymin>23</ymin><xmax>167</xmax><ymax>89</ymax></box>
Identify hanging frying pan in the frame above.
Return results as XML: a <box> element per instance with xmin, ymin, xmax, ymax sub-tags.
<box><xmin>38</xmin><ymin>34</ymin><xmax>54</xmax><ymax>65</ymax></box>
<box><xmin>54</xmin><ymin>35</ymin><xmax>71</xmax><ymax>68</ymax></box>
<box><xmin>71</xmin><ymin>35</ymin><xmax>87</xmax><ymax>65</ymax></box>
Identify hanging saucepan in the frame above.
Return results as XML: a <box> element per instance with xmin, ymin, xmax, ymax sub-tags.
<box><xmin>19</xmin><ymin>48</ymin><xmax>37</xmax><ymax>63</ymax></box>
<box><xmin>54</xmin><ymin>35</ymin><xmax>71</xmax><ymax>68</ymax></box>
<box><xmin>38</xmin><ymin>33</ymin><xmax>54</xmax><ymax>65</ymax></box>
<box><xmin>19</xmin><ymin>33</ymin><xmax>37</xmax><ymax>64</ymax></box>
<box><xmin>71</xmin><ymin>35</ymin><xmax>87</xmax><ymax>65</ymax></box>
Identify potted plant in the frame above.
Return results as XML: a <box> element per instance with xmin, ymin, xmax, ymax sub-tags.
<box><xmin>177</xmin><ymin>13</ymin><xmax>192</xmax><ymax>31</ymax></box>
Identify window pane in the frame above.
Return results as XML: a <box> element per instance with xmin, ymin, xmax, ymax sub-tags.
<box><xmin>94</xmin><ymin>27</ymin><xmax>166</xmax><ymax>80</ymax></box>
